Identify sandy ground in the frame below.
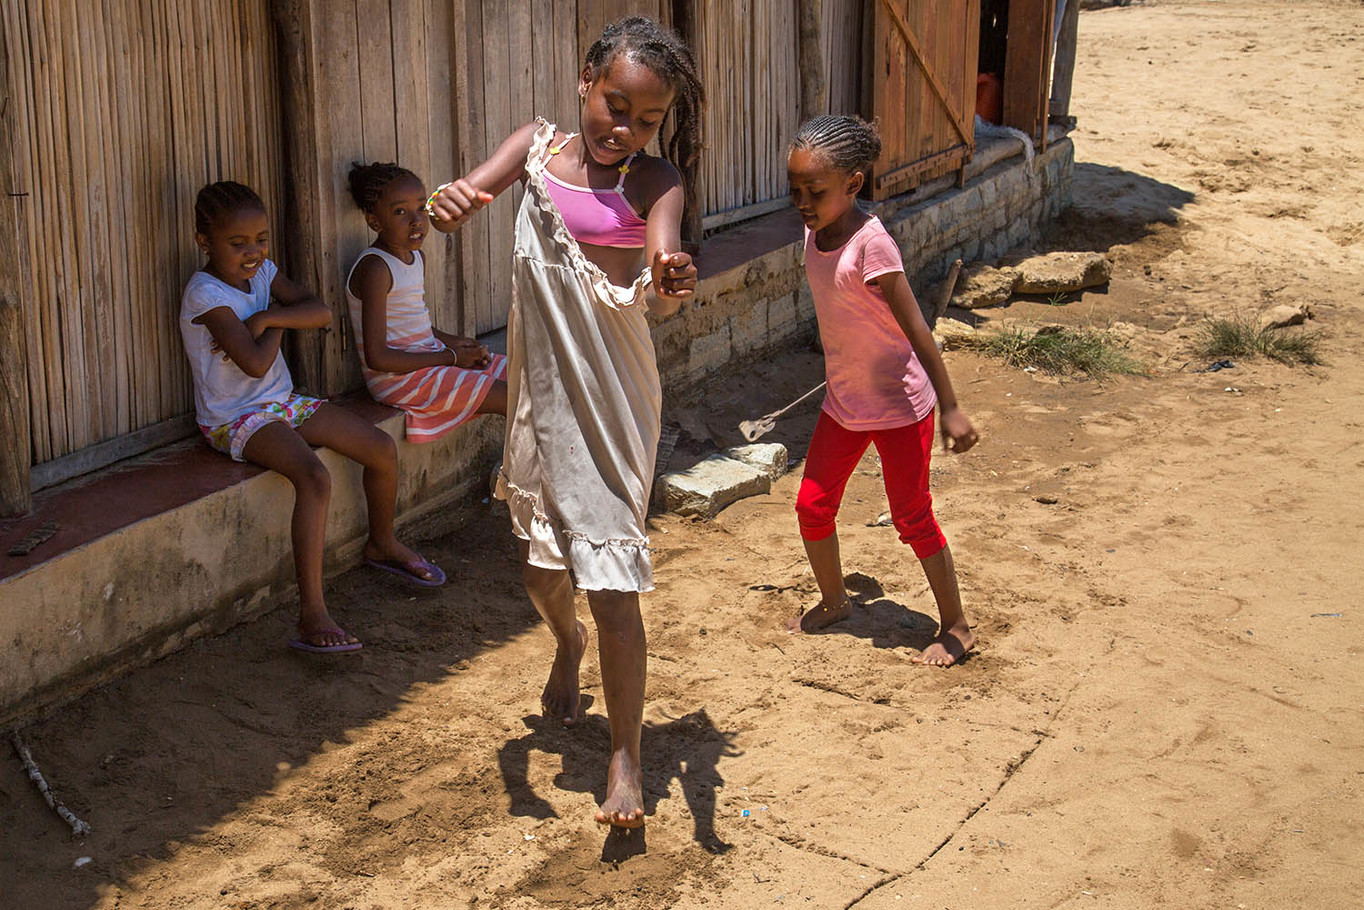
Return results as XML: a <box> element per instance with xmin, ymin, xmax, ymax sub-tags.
<box><xmin>3</xmin><ymin>2</ymin><xmax>1363</xmax><ymax>907</ymax></box>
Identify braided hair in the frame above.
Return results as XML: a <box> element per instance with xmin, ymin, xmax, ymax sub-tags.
<box><xmin>584</xmin><ymin>16</ymin><xmax>705</xmax><ymax>180</ymax></box>
<box><xmin>194</xmin><ymin>181</ymin><xmax>265</xmax><ymax>235</ymax></box>
<box><xmin>790</xmin><ymin>115</ymin><xmax>883</xmax><ymax>181</ymax></box>
<box><xmin>347</xmin><ymin>161</ymin><xmax>420</xmax><ymax>213</ymax></box>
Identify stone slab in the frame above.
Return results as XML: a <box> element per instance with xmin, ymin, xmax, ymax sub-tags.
<box><xmin>1013</xmin><ymin>251</ymin><xmax>1112</xmax><ymax>295</ymax></box>
<box><xmin>723</xmin><ymin>443</ymin><xmax>788</xmax><ymax>481</ymax></box>
<box><xmin>658</xmin><ymin>455</ymin><xmax>771</xmax><ymax>519</ymax></box>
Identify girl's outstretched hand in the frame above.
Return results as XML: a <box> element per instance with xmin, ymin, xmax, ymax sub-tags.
<box><xmin>940</xmin><ymin>406</ymin><xmax>980</xmax><ymax>454</ymax></box>
<box><xmin>427</xmin><ymin>179</ymin><xmax>495</xmax><ymax>231</ymax></box>
<box><xmin>652</xmin><ymin>249</ymin><xmax>696</xmax><ymax>299</ymax></box>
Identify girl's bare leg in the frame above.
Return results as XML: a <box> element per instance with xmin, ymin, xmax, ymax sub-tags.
<box><xmin>297</xmin><ymin>403</ymin><xmax>427</xmax><ymax>573</ymax></box>
<box><xmin>786</xmin><ymin>533</ymin><xmax>854</xmax><ymax>633</ymax></box>
<box><xmin>477</xmin><ymin>379</ymin><xmax>508</xmax><ymax>416</ymax></box>
<box><xmin>518</xmin><ymin>540</ymin><xmax>587</xmax><ymax>726</ymax></box>
<box><xmin>587</xmin><ymin>589</ymin><xmax>646</xmax><ymax>828</ymax></box>
<box><xmin>241</xmin><ymin>421</ymin><xmax>355</xmax><ymax>646</ymax></box>
<box><xmin>912</xmin><ymin>544</ymin><xmax>975</xmax><ymax>667</ymax></box>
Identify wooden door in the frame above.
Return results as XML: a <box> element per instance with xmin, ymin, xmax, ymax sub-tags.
<box><xmin>1002</xmin><ymin>0</ymin><xmax>1056</xmax><ymax>145</ymax></box>
<box><xmin>868</xmin><ymin>0</ymin><xmax>979</xmax><ymax>201</ymax></box>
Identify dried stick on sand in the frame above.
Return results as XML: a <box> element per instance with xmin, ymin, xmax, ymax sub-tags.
<box><xmin>11</xmin><ymin>731</ymin><xmax>92</xmax><ymax>836</ymax></box>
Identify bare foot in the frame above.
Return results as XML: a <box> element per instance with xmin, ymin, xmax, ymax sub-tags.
<box><xmin>542</xmin><ymin>620</ymin><xmax>587</xmax><ymax>726</ymax></box>
<box><xmin>595</xmin><ymin>748</ymin><xmax>645</xmax><ymax>828</ymax></box>
<box><xmin>911</xmin><ymin>621</ymin><xmax>975</xmax><ymax>667</ymax></box>
<box><xmin>785</xmin><ymin>596</ymin><xmax>853</xmax><ymax>634</ymax></box>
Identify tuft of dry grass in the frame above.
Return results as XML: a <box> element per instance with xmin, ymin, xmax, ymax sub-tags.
<box><xmin>958</xmin><ymin>325</ymin><xmax>1145</xmax><ymax>378</ymax></box>
<box><xmin>1196</xmin><ymin>315</ymin><xmax>1323</xmax><ymax>365</ymax></box>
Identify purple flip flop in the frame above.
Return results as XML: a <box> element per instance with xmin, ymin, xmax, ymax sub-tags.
<box><xmin>288</xmin><ymin>628</ymin><xmax>363</xmax><ymax>654</ymax></box>
<box><xmin>364</xmin><ymin>555</ymin><xmax>447</xmax><ymax>588</ymax></box>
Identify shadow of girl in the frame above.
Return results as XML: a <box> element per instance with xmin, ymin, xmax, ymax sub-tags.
<box><xmin>497</xmin><ymin>707</ymin><xmax>740</xmax><ymax>856</ymax></box>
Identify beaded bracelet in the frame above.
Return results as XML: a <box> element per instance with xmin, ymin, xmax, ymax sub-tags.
<box><xmin>423</xmin><ymin>183</ymin><xmax>452</xmax><ymax>216</ymax></box>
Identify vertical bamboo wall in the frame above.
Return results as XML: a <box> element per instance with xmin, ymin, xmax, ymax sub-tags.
<box><xmin>692</xmin><ymin>0</ymin><xmax>802</xmax><ymax>228</ymax></box>
<box><xmin>1</xmin><ymin>0</ymin><xmax>285</xmax><ymax>470</ymax></box>
<box><xmin>822</xmin><ymin>0</ymin><xmax>865</xmax><ymax>118</ymax></box>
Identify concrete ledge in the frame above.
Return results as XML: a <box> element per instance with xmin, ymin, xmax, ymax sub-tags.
<box><xmin>0</xmin><ymin>402</ymin><xmax>503</xmax><ymax>726</ymax></box>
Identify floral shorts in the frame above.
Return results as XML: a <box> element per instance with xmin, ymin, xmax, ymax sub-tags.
<box><xmin>199</xmin><ymin>393</ymin><xmax>325</xmax><ymax>462</ymax></box>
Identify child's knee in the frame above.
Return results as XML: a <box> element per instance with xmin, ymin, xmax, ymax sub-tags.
<box><xmin>795</xmin><ymin>486</ymin><xmax>839</xmax><ymax>540</ymax></box>
<box><xmin>293</xmin><ymin>456</ymin><xmax>332</xmax><ymax>498</ymax></box>
<box><xmin>360</xmin><ymin>426</ymin><xmax>399</xmax><ymax>469</ymax></box>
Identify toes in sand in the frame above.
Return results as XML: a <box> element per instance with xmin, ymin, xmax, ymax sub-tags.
<box><xmin>541</xmin><ymin>620</ymin><xmax>588</xmax><ymax>725</ymax></box>
<box><xmin>785</xmin><ymin>596</ymin><xmax>853</xmax><ymax>634</ymax></box>
<box><xmin>912</xmin><ymin>624</ymin><xmax>975</xmax><ymax>667</ymax></box>
<box><xmin>595</xmin><ymin>749</ymin><xmax>645</xmax><ymax>828</ymax></box>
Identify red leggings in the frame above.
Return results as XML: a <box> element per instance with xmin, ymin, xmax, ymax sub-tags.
<box><xmin>795</xmin><ymin>410</ymin><xmax>947</xmax><ymax>559</ymax></box>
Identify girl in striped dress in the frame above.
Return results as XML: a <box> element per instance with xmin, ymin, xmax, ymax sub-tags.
<box><xmin>346</xmin><ymin>163</ymin><xmax>507</xmax><ymax>442</ymax></box>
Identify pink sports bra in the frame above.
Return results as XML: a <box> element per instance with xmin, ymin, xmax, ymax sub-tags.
<box><xmin>541</xmin><ymin>134</ymin><xmax>648</xmax><ymax>249</ymax></box>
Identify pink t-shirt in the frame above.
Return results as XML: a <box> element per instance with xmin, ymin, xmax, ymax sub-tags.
<box><xmin>804</xmin><ymin>215</ymin><xmax>935</xmax><ymax>430</ymax></box>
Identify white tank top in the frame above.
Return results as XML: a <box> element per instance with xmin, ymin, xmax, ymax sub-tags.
<box><xmin>344</xmin><ymin>247</ymin><xmax>443</xmax><ymax>377</ymax></box>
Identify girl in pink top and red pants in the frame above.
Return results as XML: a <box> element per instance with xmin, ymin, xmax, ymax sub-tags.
<box><xmin>787</xmin><ymin>115</ymin><xmax>980</xmax><ymax>667</ymax></box>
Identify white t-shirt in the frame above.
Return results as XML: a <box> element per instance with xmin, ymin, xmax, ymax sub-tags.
<box><xmin>180</xmin><ymin>260</ymin><xmax>296</xmax><ymax>427</ymax></box>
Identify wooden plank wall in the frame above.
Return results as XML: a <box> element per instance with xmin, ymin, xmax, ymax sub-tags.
<box><xmin>1003</xmin><ymin>0</ymin><xmax>1056</xmax><ymax>143</ymax></box>
<box><xmin>692</xmin><ymin>0</ymin><xmax>802</xmax><ymax>230</ymax></box>
<box><xmin>1</xmin><ymin>0</ymin><xmax>286</xmax><ymax>473</ymax></box>
<box><xmin>869</xmin><ymin>0</ymin><xmax>978</xmax><ymax>200</ymax></box>
<box><xmin>298</xmin><ymin>0</ymin><xmax>459</xmax><ymax>394</ymax></box>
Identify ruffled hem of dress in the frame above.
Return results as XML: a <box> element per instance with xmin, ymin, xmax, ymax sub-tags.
<box><xmin>496</xmin><ymin>471</ymin><xmax>654</xmax><ymax>593</ymax></box>
<box><xmin>526</xmin><ymin>118</ymin><xmax>652</xmax><ymax>312</ymax></box>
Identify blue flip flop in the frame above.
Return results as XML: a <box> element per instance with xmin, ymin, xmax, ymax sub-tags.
<box><xmin>288</xmin><ymin>628</ymin><xmax>363</xmax><ymax>653</ymax></box>
<box><xmin>364</xmin><ymin>556</ymin><xmax>447</xmax><ymax>588</ymax></box>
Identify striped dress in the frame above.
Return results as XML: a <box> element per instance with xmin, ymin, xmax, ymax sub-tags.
<box><xmin>345</xmin><ymin>247</ymin><xmax>506</xmax><ymax>442</ymax></box>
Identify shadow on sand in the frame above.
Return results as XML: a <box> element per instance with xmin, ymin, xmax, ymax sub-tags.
<box><xmin>498</xmin><ymin>707</ymin><xmax>740</xmax><ymax>858</ymax></box>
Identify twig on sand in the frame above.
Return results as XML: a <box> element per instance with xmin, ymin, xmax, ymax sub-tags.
<box><xmin>10</xmin><ymin>731</ymin><xmax>92</xmax><ymax>836</ymax></box>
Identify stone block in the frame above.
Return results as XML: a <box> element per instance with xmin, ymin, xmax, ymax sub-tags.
<box><xmin>1013</xmin><ymin>251</ymin><xmax>1113</xmax><ymax>295</ymax></box>
<box><xmin>768</xmin><ymin>292</ymin><xmax>799</xmax><ymax>338</ymax></box>
<box><xmin>688</xmin><ymin>325</ymin><xmax>732</xmax><ymax>377</ymax></box>
<box><xmin>657</xmin><ymin>454</ymin><xmax>771</xmax><ymax>519</ymax></box>
<box><xmin>1259</xmin><ymin>303</ymin><xmax>1312</xmax><ymax>329</ymax></box>
<box><xmin>951</xmin><ymin>263</ymin><xmax>1020</xmax><ymax>309</ymax></box>
<box><xmin>724</xmin><ymin>443</ymin><xmax>788</xmax><ymax>480</ymax></box>
<box><xmin>933</xmin><ymin>317</ymin><xmax>977</xmax><ymax>350</ymax></box>
<box><xmin>730</xmin><ymin>297</ymin><xmax>769</xmax><ymax>356</ymax></box>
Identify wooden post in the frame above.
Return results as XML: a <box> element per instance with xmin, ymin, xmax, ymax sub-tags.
<box><xmin>797</xmin><ymin>0</ymin><xmax>825</xmax><ymax>121</ymax></box>
<box><xmin>0</xmin><ymin>15</ymin><xmax>34</xmax><ymax>516</ymax></box>
<box><xmin>269</xmin><ymin>0</ymin><xmax>327</xmax><ymax>395</ymax></box>
<box><xmin>1003</xmin><ymin>0</ymin><xmax>1054</xmax><ymax>145</ymax></box>
<box><xmin>1049</xmin><ymin>0</ymin><xmax>1080</xmax><ymax>122</ymax></box>
<box><xmin>673</xmin><ymin>0</ymin><xmax>703</xmax><ymax>253</ymax></box>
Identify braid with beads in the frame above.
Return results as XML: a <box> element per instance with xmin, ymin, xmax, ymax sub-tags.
<box><xmin>583</xmin><ymin>17</ymin><xmax>705</xmax><ymax>184</ymax></box>
<box><xmin>194</xmin><ymin>181</ymin><xmax>265</xmax><ymax>235</ymax></box>
<box><xmin>790</xmin><ymin>115</ymin><xmax>883</xmax><ymax>181</ymax></box>
<box><xmin>346</xmin><ymin>161</ymin><xmax>419</xmax><ymax>214</ymax></box>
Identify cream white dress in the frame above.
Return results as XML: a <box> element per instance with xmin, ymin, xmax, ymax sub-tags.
<box><xmin>494</xmin><ymin>119</ymin><xmax>660</xmax><ymax>592</ymax></box>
